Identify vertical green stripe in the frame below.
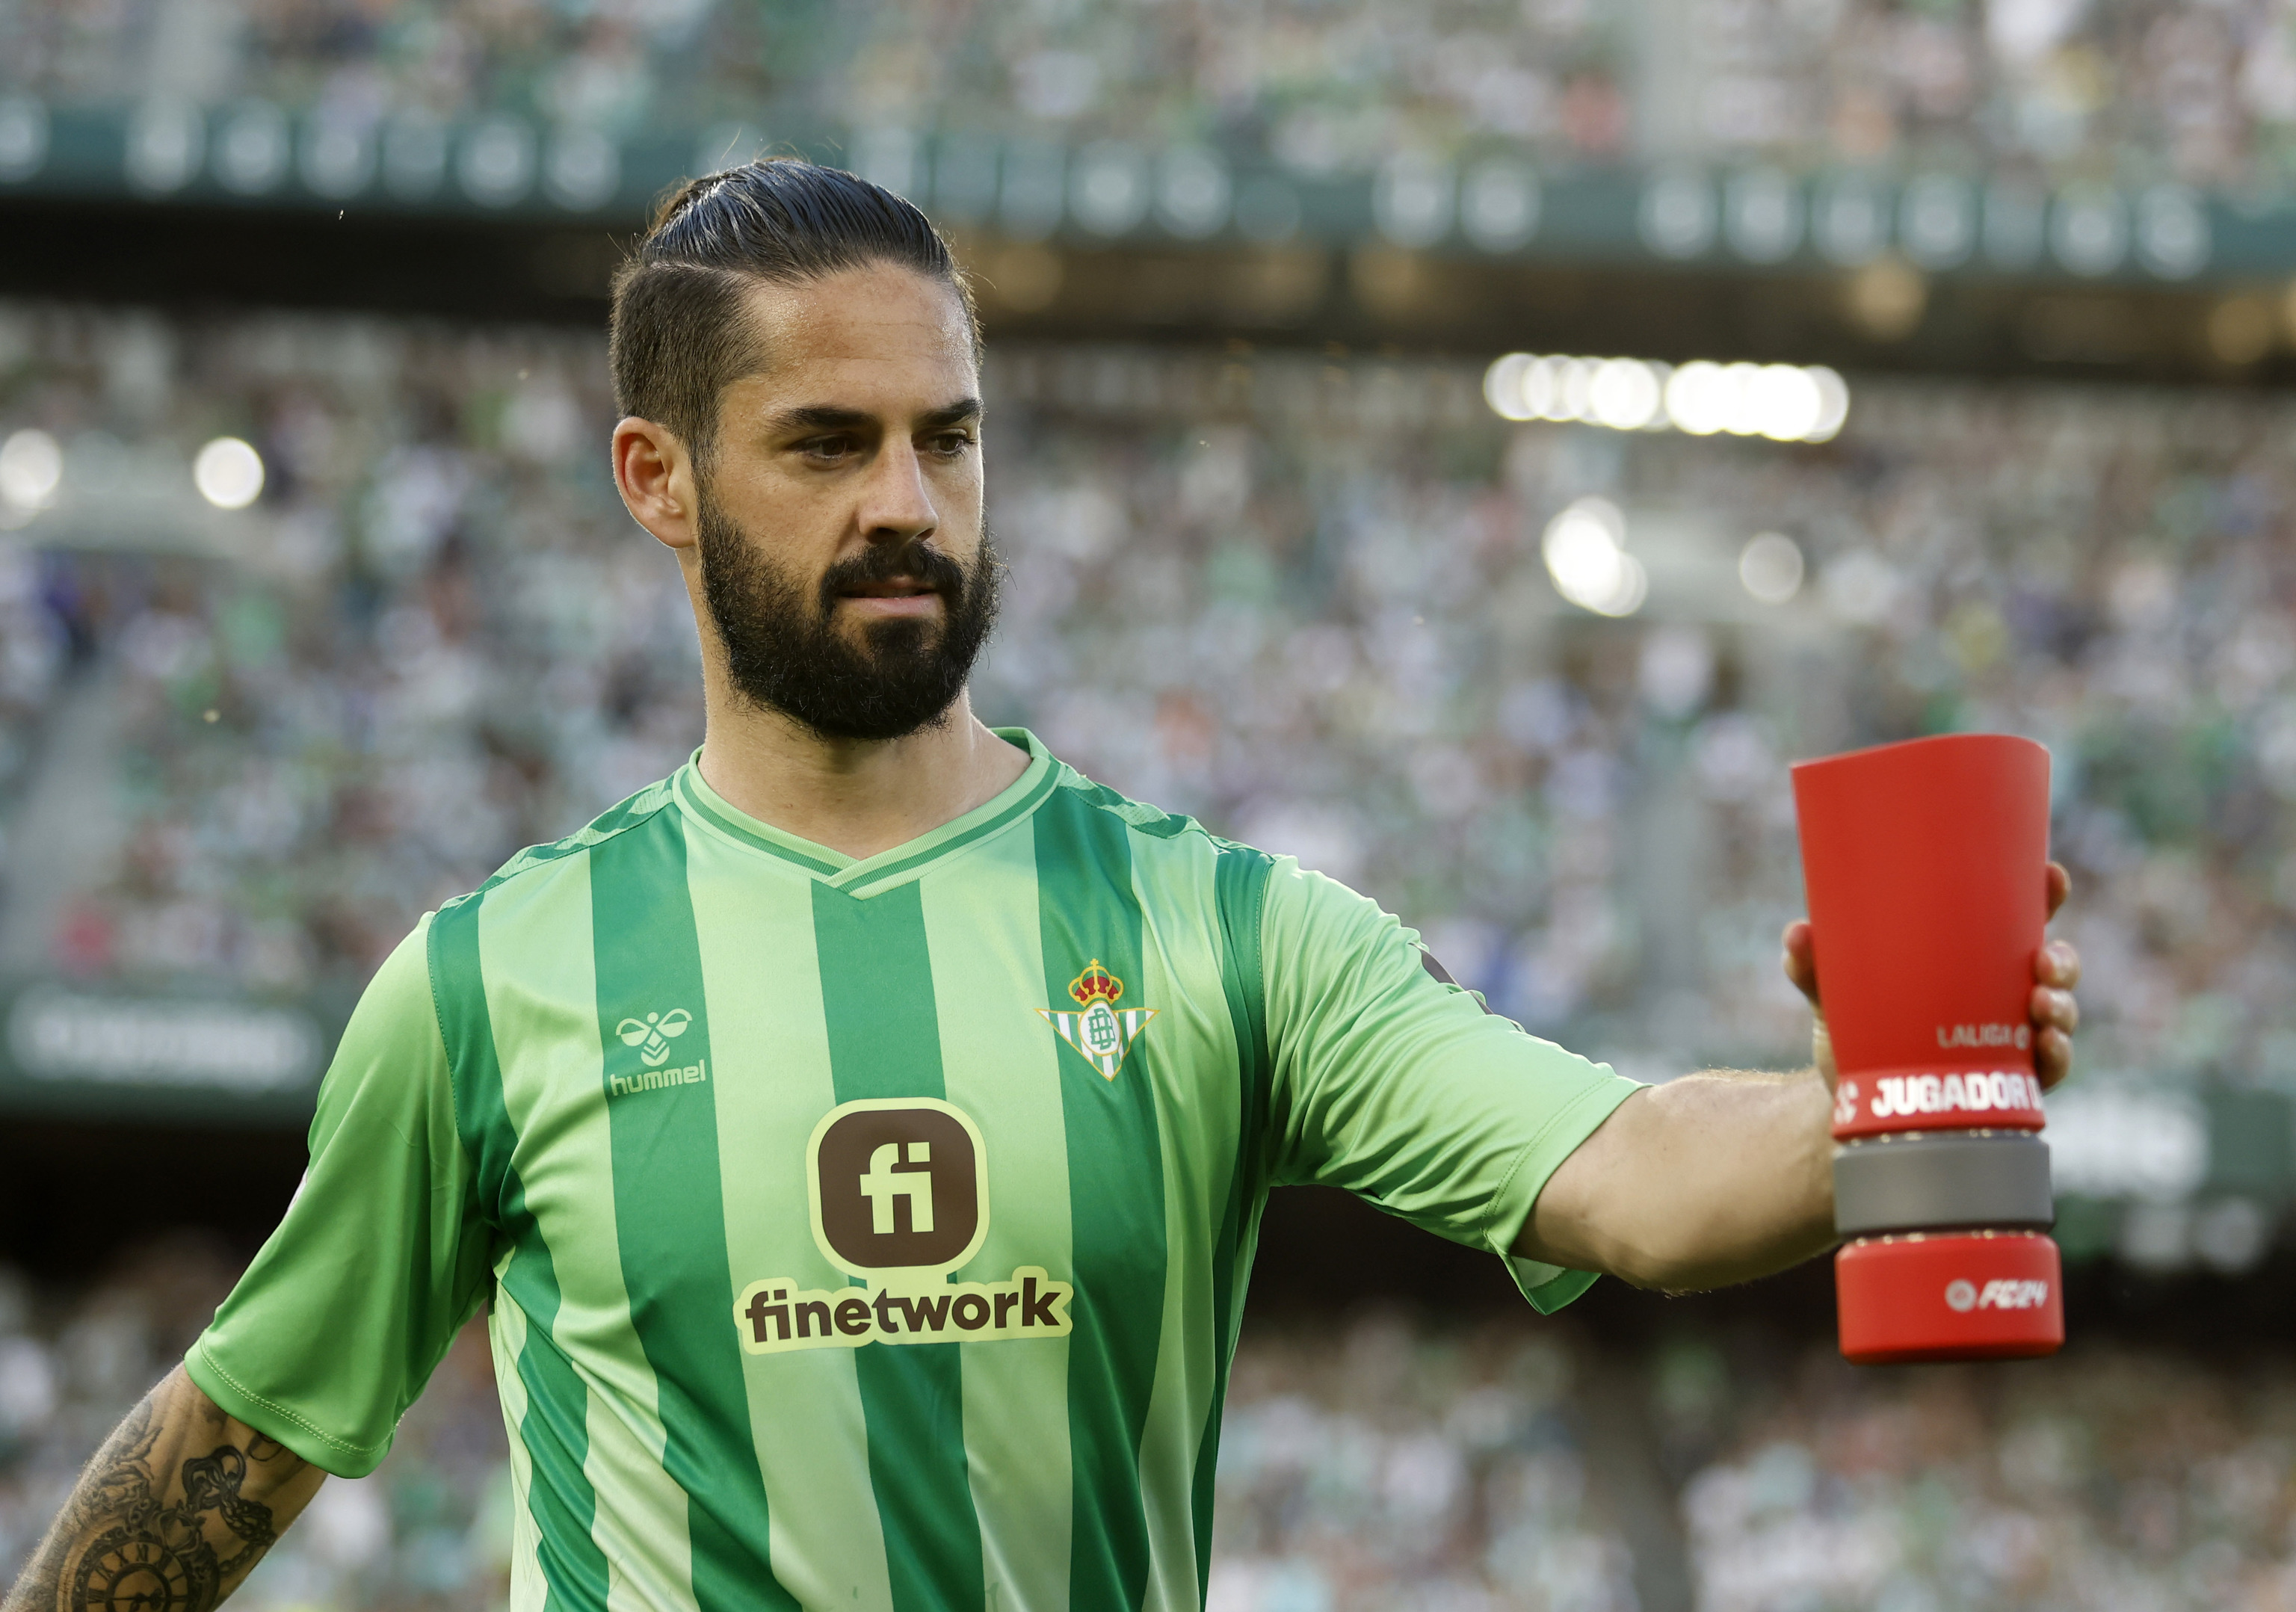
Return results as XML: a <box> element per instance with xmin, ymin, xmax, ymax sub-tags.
<box><xmin>919</xmin><ymin>826</ymin><xmax>1076</xmax><ymax>1612</ymax></box>
<box><xmin>590</xmin><ymin>815</ymin><xmax>794</xmax><ymax>1612</ymax></box>
<box><xmin>488</xmin><ymin>1276</ymin><xmax>549</xmax><ymax>1612</ymax></box>
<box><xmin>1127</xmin><ymin>833</ymin><xmax>1238</xmax><ymax>1612</ymax></box>
<box><xmin>1194</xmin><ymin>844</ymin><xmax>1277</xmax><ymax>1596</ymax></box>
<box><xmin>1034</xmin><ymin>786</ymin><xmax>1167</xmax><ymax>1612</ymax></box>
<box><xmin>432</xmin><ymin>897</ymin><xmax>610</xmax><ymax>1612</ymax></box>
<box><xmin>811</xmin><ymin>880</ymin><xmax>988</xmax><ymax>1612</ymax></box>
<box><xmin>684</xmin><ymin>830</ymin><xmax>897</xmax><ymax>1612</ymax></box>
<box><xmin>483</xmin><ymin>851</ymin><xmax>697</xmax><ymax>1612</ymax></box>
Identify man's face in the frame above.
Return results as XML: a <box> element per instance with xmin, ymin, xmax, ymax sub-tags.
<box><xmin>692</xmin><ymin>264</ymin><xmax>998</xmax><ymax>742</ymax></box>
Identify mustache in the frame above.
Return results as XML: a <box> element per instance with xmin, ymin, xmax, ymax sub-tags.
<box><xmin>818</xmin><ymin>540</ymin><xmax>970</xmax><ymax>609</ymax></box>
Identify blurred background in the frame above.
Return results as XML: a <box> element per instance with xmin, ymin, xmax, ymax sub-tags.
<box><xmin>4</xmin><ymin>1</ymin><xmax>2296</xmax><ymax>1608</ymax></box>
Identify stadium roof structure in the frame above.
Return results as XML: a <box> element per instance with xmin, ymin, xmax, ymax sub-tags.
<box><xmin>1</xmin><ymin>106</ymin><xmax>2292</xmax><ymax>383</ymax></box>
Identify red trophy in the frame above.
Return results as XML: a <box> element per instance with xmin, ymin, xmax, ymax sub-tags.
<box><xmin>1792</xmin><ymin>733</ymin><xmax>2064</xmax><ymax>1364</ymax></box>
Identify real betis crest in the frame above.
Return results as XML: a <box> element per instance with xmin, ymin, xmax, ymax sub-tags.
<box><xmin>1038</xmin><ymin>960</ymin><xmax>1156</xmax><ymax>1081</ymax></box>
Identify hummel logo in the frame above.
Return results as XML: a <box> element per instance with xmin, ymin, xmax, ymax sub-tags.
<box><xmin>617</xmin><ymin>1008</ymin><xmax>692</xmax><ymax>1067</ymax></box>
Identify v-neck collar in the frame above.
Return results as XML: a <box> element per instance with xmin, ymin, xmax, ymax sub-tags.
<box><xmin>671</xmin><ymin>728</ymin><xmax>1061</xmax><ymax>896</ymax></box>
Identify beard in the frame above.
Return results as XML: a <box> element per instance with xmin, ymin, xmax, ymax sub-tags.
<box><xmin>694</xmin><ymin>486</ymin><xmax>1003</xmax><ymax>743</ymax></box>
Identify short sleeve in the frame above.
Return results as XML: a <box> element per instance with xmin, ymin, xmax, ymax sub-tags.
<box><xmin>1260</xmin><ymin>860</ymin><xmax>1642</xmax><ymax>1313</ymax></box>
<box><xmin>186</xmin><ymin>915</ymin><xmax>493</xmax><ymax>1476</ymax></box>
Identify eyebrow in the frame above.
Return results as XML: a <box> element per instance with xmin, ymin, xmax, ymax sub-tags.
<box><xmin>771</xmin><ymin>397</ymin><xmax>983</xmax><ymax>436</ymax></box>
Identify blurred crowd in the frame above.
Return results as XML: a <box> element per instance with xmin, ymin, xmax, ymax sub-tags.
<box><xmin>5</xmin><ymin>1256</ymin><xmax>2296</xmax><ymax>1611</ymax></box>
<box><xmin>0</xmin><ymin>1247</ymin><xmax>513</xmax><ymax>1611</ymax></box>
<box><xmin>1670</xmin><ymin>1335</ymin><xmax>2296</xmax><ymax>1612</ymax></box>
<box><xmin>0</xmin><ymin>301</ymin><xmax>2289</xmax><ymax>1096</ymax></box>
<box><xmin>1</xmin><ymin>0</ymin><xmax>2295</xmax><ymax>191</ymax></box>
<box><xmin>1206</xmin><ymin>1313</ymin><xmax>1640</xmax><ymax>1612</ymax></box>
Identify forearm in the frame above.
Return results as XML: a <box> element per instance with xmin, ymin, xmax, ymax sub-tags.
<box><xmin>1519</xmin><ymin>1069</ymin><xmax>1837</xmax><ymax>1291</ymax></box>
<box><xmin>4</xmin><ymin>1364</ymin><xmax>324</xmax><ymax>1612</ymax></box>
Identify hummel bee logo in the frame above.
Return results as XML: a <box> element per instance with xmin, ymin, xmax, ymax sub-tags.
<box><xmin>1039</xmin><ymin>960</ymin><xmax>1155</xmax><ymax>1081</ymax></box>
<box><xmin>617</xmin><ymin>1007</ymin><xmax>692</xmax><ymax>1067</ymax></box>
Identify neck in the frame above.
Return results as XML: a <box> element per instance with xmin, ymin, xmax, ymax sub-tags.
<box><xmin>694</xmin><ymin>682</ymin><xmax>1030</xmax><ymax>861</ymax></box>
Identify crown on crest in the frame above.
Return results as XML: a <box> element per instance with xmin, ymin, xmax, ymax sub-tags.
<box><xmin>1068</xmin><ymin>960</ymin><xmax>1124</xmax><ymax>1008</ymax></box>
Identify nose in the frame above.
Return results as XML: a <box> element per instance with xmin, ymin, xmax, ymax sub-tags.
<box><xmin>855</xmin><ymin>437</ymin><xmax>939</xmax><ymax>549</ymax></box>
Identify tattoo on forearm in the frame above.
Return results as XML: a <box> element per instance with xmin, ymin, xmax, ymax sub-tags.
<box><xmin>7</xmin><ymin>1392</ymin><xmax>306</xmax><ymax>1612</ymax></box>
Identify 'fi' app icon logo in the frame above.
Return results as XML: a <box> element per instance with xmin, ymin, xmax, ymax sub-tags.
<box><xmin>806</xmin><ymin>1098</ymin><xmax>989</xmax><ymax>1281</ymax></box>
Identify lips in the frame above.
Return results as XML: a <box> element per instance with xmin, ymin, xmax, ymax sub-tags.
<box><xmin>841</xmin><ymin>579</ymin><xmax>938</xmax><ymax>599</ymax></box>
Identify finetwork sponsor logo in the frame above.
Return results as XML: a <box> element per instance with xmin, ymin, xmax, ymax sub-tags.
<box><xmin>809</xmin><ymin>1099</ymin><xmax>989</xmax><ymax>1276</ymax></box>
<box><xmin>735</xmin><ymin>1268</ymin><xmax>1072</xmax><ymax>1354</ymax></box>
<box><xmin>1945</xmin><ymin>1277</ymin><xmax>2049</xmax><ymax>1313</ymax></box>
<box><xmin>733</xmin><ymin>1096</ymin><xmax>1074</xmax><ymax>1355</ymax></box>
<box><xmin>1866</xmin><ymin>1070</ymin><xmax>2044</xmax><ymax>1121</ymax></box>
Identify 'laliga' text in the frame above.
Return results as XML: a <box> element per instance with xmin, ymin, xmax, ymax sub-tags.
<box><xmin>1936</xmin><ymin>1022</ymin><xmax>2031</xmax><ymax>1049</ymax></box>
<box><xmin>1868</xmin><ymin>1071</ymin><xmax>2044</xmax><ymax>1120</ymax></box>
<box><xmin>732</xmin><ymin>1267</ymin><xmax>1074</xmax><ymax>1354</ymax></box>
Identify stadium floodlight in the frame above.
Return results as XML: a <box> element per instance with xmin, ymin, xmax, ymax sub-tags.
<box><xmin>0</xmin><ymin>429</ymin><xmax>61</xmax><ymax>510</ymax></box>
<box><xmin>1806</xmin><ymin>366</ymin><xmax>1851</xmax><ymax>441</ymax></box>
<box><xmin>1588</xmin><ymin>359</ymin><xmax>1664</xmax><ymax>430</ymax></box>
<box><xmin>215</xmin><ymin>101</ymin><xmax>291</xmax><ymax>196</ymax></box>
<box><xmin>1739</xmin><ymin>531</ymin><xmax>1805</xmax><ymax>603</ymax></box>
<box><xmin>1748</xmin><ymin>364</ymin><xmax>1824</xmax><ymax>441</ymax></box>
<box><xmin>1556</xmin><ymin>357</ymin><xmax>1596</xmax><ymax>422</ymax></box>
<box><xmin>1072</xmin><ymin>141</ymin><xmax>1150</xmax><ymax>236</ymax></box>
<box><xmin>1487</xmin><ymin>351</ymin><xmax>1850</xmax><ymax>443</ymax></box>
<box><xmin>1662</xmin><ymin>361</ymin><xmax>1730</xmax><ymax>436</ymax></box>
<box><xmin>1155</xmin><ymin>146</ymin><xmax>1231</xmax><ymax>238</ymax></box>
<box><xmin>1543</xmin><ymin>497</ymin><xmax>1646</xmax><ymax>617</ymax></box>
<box><xmin>194</xmin><ymin>437</ymin><xmax>265</xmax><ymax>510</ymax></box>
<box><xmin>1481</xmin><ymin>353</ymin><xmax>1537</xmax><ymax>421</ymax></box>
<box><xmin>0</xmin><ymin>96</ymin><xmax>49</xmax><ymax>182</ymax></box>
<box><xmin>1521</xmin><ymin>356</ymin><xmax>1562</xmax><ymax>419</ymax></box>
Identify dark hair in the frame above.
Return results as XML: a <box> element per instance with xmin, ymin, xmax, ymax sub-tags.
<box><xmin>608</xmin><ymin>158</ymin><xmax>977</xmax><ymax>466</ymax></box>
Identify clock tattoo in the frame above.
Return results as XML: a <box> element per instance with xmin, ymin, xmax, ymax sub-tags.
<box><xmin>4</xmin><ymin>1394</ymin><xmax>306</xmax><ymax>1612</ymax></box>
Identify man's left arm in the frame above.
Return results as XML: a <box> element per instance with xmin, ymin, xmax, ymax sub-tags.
<box><xmin>1518</xmin><ymin>864</ymin><xmax>2082</xmax><ymax>1291</ymax></box>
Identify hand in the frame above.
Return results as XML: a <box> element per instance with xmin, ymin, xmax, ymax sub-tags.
<box><xmin>1780</xmin><ymin>860</ymin><xmax>2081</xmax><ymax>1091</ymax></box>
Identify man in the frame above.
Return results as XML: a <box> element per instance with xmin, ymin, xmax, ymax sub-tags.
<box><xmin>6</xmin><ymin>161</ymin><xmax>2079</xmax><ymax>1612</ymax></box>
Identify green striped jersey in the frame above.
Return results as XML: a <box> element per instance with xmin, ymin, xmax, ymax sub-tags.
<box><xmin>188</xmin><ymin>730</ymin><xmax>1637</xmax><ymax>1612</ymax></box>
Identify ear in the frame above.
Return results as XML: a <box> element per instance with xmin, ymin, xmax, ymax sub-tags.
<box><xmin>612</xmin><ymin>416</ymin><xmax>700</xmax><ymax>552</ymax></box>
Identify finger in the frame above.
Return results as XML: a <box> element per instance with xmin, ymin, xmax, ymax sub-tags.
<box><xmin>2029</xmin><ymin>984</ymin><xmax>2079</xmax><ymax>1037</ymax></box>
<box><xmin>2032</xmin><ymin>939</ymin><xmax>2081</xmax><ymax>991</ymax></box>
<box><xmin>2034</xmin><ymin>1025</ymin><xmax>2073</xmax><ymax>1090</ymax></box>
<box><xmin>2046</xmin><ymin>861</ymin><xmax>2071</xmax><ymax>921</ymax></box>
<box><xmin>1780</xmin><ymin>919</ymin><xmax>1818</xmax><ymax>1004</ymax></box>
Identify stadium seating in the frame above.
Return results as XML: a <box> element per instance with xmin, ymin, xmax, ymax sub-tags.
<box><xmin>0</xmin><ymin>0</ymin><xmax>2283</xmax><ymax>184</ymax></box>
<box><xmin>0</xmin><ymin>304</ymin><xmax>2279</xmax><ymax>1107</ymax></box>
<box><xmin>0</xmin><ymin>1255</ymin><xmax>2289</xmax><ymax>1610</ymax></box>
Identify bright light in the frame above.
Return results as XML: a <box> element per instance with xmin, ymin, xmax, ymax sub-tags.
<box><xmin>1806</xmin><ymin>366</ymin><xmax>1850</xmax><ymax>441</ymax></box>
<box><xmin>1483</xmin><ymin>353</ymin><xmax>1536</xmax><ymax>421</ymax></box>
<box><xmin>1522</xmin><ymin>357</ymin><xmax>1561</xmax><ymax>419</ymax></box>
<box><xmin>1749</xmin><ymin>365</ymin><xmax>1824</xmax><ymax>441</ymax></box>
<box><xmin>194</xmin><ymin>436</ymin><xmax>265</xmax><ymax>510</ymax></box>
<box><xmin>1738</xmin><ymin>531</ymin><xmax>1805</xmax><ymax>603</ymax></box>
<box><xmin>1542</xmin><ymin>496</ymin><xmax>1646</xmax><ymax>617</ymax></box>
<box><xmin>1663</xmin><ymin>362</ymin><xmax>1727</xmax><ymax>436</ymax></box>
<box><xmin>0</xmin><ymin>429</ymin><xmax>61</xmax><ymax>509</ymax></box>
<box><xmin>1602</xmin><ymin>552</ymin><xmax>1649</xmax><ymax>616</ymax></box>
<box><xmin>1589</xmin><ymin>359</ymin><xmax>1663</xmax><ymax>429</ymax></box>
<box><xmin>1486</xmin><ymin>350</ymin><xmax>1849</xmax><ymax>442</ymax></box>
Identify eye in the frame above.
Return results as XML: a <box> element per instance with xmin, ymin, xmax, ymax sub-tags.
<box><xmin>928</xmin><ymin>430</ymin><xmax>975</xmax><ymax>458</ymax></box>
